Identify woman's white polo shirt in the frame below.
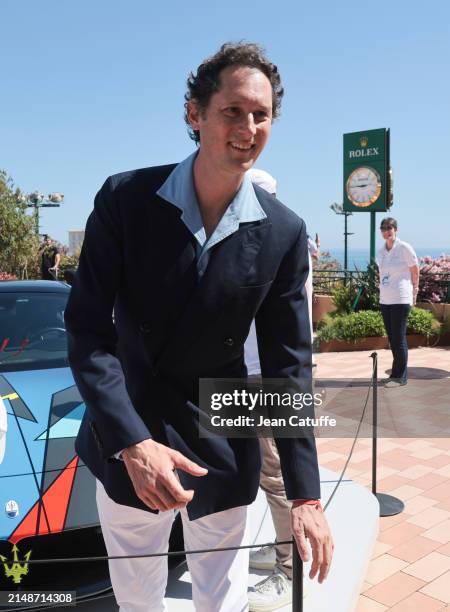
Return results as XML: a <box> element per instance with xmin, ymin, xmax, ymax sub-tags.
<box><xmin>376</xmin><ymin>239</ymin><xmax>418</xmax><ymax>305</ymax></box>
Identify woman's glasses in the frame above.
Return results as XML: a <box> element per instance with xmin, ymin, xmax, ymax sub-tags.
<box><xmin>380</xmin><ymin>225</ymin><xmax>394</xmax><ymax>231</ymax></box>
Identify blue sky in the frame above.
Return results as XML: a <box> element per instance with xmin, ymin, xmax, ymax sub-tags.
<box><xmin>2</xmin><ymin>0</ymin><xmax>449</xmax><ymax>250</ymax></box>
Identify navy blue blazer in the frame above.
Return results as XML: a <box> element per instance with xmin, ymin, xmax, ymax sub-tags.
<box><xmin>64</xmin><ymin>163</ymin><xmax>321</xmax><ymax>519</ymax></box>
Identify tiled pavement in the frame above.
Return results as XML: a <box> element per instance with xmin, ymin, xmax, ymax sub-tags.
<box><xmin>314</xmin><ymin>347</ymin><xmax>450</xmax><ymax>611</ymax></box>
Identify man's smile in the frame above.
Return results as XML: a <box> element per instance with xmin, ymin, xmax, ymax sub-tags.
<box><xmin>229</xmin><ymin>142</ymin><xmax>255</xmax><ymax>151</ymax></box>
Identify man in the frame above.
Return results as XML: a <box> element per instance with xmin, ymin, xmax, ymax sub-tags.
<box><xmin>245</xmin><ymin>171</ymin><xmax>324</xmax><ymax>611</ymax></box>
<box><xmin>39</xmin><ymin>235</ymin><xmax>60</xmax><ymax>280</ymax></box>
<box><xmin>65</xmin><ymin>42</ymin><xmax>333</xmax><ymax>611</ymax></box>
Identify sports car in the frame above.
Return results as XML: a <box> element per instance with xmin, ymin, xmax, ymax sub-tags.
<box><xmin>0</xmin><ymin>280</ymin><xmax>114</xmax><ymax>608</ymax></box>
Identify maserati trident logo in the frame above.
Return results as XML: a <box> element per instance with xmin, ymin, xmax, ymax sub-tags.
<box><xmin>5</xmin><ymin>500</ymin><xmax>19</xmax><ymax>518</ymax></box>
<box><xmin>0</xmin><ymin>544</ymin><xmax>32</xmax><ymax>584</ymax></box>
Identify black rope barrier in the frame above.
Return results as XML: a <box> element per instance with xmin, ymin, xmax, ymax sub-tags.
<box><xmin>370</xmin><ymin>352</ymin><xmax>405</xmax><ymax>517</ymax></box>
<box><xmin>6</xmin><ymin>359</ymin><xmax>379</xmax><ymax>612</ymax></box>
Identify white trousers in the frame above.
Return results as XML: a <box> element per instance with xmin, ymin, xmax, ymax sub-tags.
<box><xmin>96</xmin><ymin>480</ymin><xmax>250</xmax><ymax>612</ymax></box>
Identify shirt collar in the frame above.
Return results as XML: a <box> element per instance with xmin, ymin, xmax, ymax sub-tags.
<box><xmin>385</xmin><ymin>238</ymin><xmax>399</xmax><ymax>253</ymax></box>
<box><xmin>157</xmin><ymin>151</ymin><xmax>267</xmax><ymax>247</ymax></box>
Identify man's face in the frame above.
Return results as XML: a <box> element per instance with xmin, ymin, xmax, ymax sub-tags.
<box><xmin>187</xmin><ymin>65</ymin><xmax>273</xmax><ymax>176</ymax></box>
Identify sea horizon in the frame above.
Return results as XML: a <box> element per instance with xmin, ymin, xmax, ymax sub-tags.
<box><xmin>325</xmin><ymin>247</ymin><xmax>449</xmax><ymax>271</ymax></box>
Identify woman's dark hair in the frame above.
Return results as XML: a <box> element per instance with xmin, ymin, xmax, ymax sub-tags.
<box><xmin>380</xmin><ymin>217</ymin><xmax>398</xmax><ymax>230</ymax></box>
<box><xmin>184</xmin><ymin>42</ymin><xmax>284</xmax><ymax>144</ymax></box>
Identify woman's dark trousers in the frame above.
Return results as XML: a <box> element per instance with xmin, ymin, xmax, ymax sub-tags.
<box><xmin>380</xmin><ymin>304</ymin><xmax>411</xmax><ymax>383</ymax></box>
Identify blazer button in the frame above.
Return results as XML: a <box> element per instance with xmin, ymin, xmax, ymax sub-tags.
<box><xmin>140</xmin><ymin>321</ymin><xmax>151</xmax><ymax>334</ymax></box>
<box><xmin>224</xmin><ymin>337</ymin><xmax>234</xmax><ymax>347</ymax></box>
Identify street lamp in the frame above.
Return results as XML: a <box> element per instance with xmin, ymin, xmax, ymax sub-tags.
<box><xmin>25</xmin><ymin>191</ymin><xmax>64</xmax><ymax>235</ymax></box>
<box><xmin>330</xmin><ymin>202</ymin><xmax>353</xmax><ymax>271</ymax></box>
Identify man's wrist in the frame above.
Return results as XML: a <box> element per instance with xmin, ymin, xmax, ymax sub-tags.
<box><xmin>292</xmin><ymin>499</ymin><xmax>323</xmax><ymax>511</ymax></box>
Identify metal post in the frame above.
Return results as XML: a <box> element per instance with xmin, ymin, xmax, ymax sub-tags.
<box><xmin>370</xmin><ymin>352</ymin><xmax>405</xmax><ymax>517</ymax></box>
<box><xmin>371</xmin><ymin>352</ymin><xmax>378</xmax><ymax>496</ymax></box>
<box><xmin>370</xmin><ymin>212</ymin><xmax>376</xmax><ymax>267</ymax></box>
<box><xmin>26</xmin><ymin>192</ymin><xmax>63</xmax><ymax>237</ymax></box>
<box><xmin>34</xmin><ymin>205</ymin><xmax>40</xmax><ymax>236</ymax></box>
<box><xmin>292</xmin><ymin>539</ymin><xmax>303</xmax><ymax>612</ymax></box>
<box><xmin>344</xmin><ymin>213</ymin><xmax>348</xmax><ymax>271</ymax></box>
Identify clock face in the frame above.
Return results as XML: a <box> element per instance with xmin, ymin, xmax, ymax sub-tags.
<box><xmin>346</xmin><ymin>166</ymin><xmax>382</xmax><ymax>207</ymax></box>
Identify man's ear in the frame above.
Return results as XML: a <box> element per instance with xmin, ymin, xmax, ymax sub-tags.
<box><xmin>186</xmin><ymin>99</ymin><xmax>202</xmax><ymax>131</ymax></box>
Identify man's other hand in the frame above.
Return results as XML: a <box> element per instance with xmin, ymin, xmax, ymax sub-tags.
<box><xmin>291</xmin><ymin>503</ymin><xmax>334</xmax><ymax>583</ymax></box>
<box><xmin>122</xmin><ymin>439</ymin><xmax>208</xmax><ymax>512</ymax></box>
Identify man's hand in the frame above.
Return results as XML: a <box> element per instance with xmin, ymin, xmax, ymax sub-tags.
<box><xmin>122</xmin><ymin>439</ymin><xmax>208</xmax><ymax>512</ymax></box>
<box><xmin>291</xmin><ymin>503</ymin><xmax>334</xmax><ymax>583</ymax></box>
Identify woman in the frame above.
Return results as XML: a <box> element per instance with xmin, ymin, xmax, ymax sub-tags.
<box><xmin>377</xmin><ymin>217</ymin><xmax>419</xmax><ymax>387</ymax></box>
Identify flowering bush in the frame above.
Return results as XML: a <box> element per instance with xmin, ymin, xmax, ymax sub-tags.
<box><xmin>0</xmin><ymin>272</ymin><xmax>18</xmax><ymax>281</ymax></box>
<box><xmin>312</xmin><ymin>251</ymin><xmax>342</xmax><ymax>271</ymax></box>
<box><xmin>418</xmin><ymin>255</ymin><xmax>450</xmax><ymax>303</ymax></box>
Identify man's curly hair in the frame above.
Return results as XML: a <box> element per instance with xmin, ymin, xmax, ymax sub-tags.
<box><xmin>184</xmin><ymin>42</ymin><xmax>284</xmax><ymax>144</ymax></box>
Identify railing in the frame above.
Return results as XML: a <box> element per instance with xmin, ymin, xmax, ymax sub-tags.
<box><xmin>313</xmin><ymin>269</ymin><xmax>363</xmax><ymax>295</ymax></box>
<box><xmin>313</xmin><ymin>269</ymin><xmax>450</xmax><ymax>304</ymax></box>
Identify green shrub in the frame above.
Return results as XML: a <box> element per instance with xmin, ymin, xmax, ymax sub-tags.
<box><xmin>317</xmin><ymin>307</ymin><xmax>441</xmax><ymax>342</ymax></box>
<box><xmin>407</xmin><ymin>307</ymin><xmax>440</xmax><ymax>336</ymax></box>
<box><xmin>317</xmin><ymin>310</ymin><xmax>385</xmax><ymax>342</ymax></box>
<box><xmin>316</xmin><ymin>313</ymin><xmax>334</xmax><ymax>330</ymax></box>
<box><xmin>354</xmin><ymin>263</ymin><xmax>380</xmax><ymax>311</ymax></box>
<box><xmin>331</xmin><ymin>283</ymin><xmax>358</xmax><ymax>315</ymax></box>
<box><xmin>329</xmin><ymin>264</ymin><xmax>380</xmax><ymax>315</ymax></box>
<box><xmin>59</xmin><ymin>250</ymin><xmax>80</xmax><ymax>276</ymax></box>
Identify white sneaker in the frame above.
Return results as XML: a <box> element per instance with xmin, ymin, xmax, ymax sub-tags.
<box><xmin>248</xmin><ymin>571</ymin><xmax>293</xmax><ymax>611</ymax></box>
<box><xmin>249</xmin><ymin>545</ymin><xmax>276</xmax><ymax>570</ymax></box>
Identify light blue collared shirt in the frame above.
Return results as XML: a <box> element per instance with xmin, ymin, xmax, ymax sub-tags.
<box><xmin>157</xmin><ymin>151</ymin><xmax>267</xmax><ymax>278</ymax></box>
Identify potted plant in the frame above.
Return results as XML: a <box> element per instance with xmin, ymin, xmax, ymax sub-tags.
<box><xmin>317</xmin><ymin>308</ymin><xmax>441</xmax><ymax>352</ymax></box>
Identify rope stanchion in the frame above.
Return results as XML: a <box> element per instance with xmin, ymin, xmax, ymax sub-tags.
<box><xmin>292</xmin><ymin>539</ymin><xmax>303</xmax><ymax>612</ymax></box>
<box><xmin>8</xmin><ymin>359</ymin><xmax>384</xmax><ymax>612</ymax></box>
<box><xmin>370</xmin><ymin>352</ymin><xmax>405</xmax><ymax>517</ymax></box>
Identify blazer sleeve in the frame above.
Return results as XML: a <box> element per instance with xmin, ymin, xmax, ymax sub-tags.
<box><xmin>255</xmin><ymin>219</ymin><xmax>321</xmax><ymax>500</ymax></box>
<box><xmin>64</xmin><ymin>177</ymin><xmax>152</xmax><ymax>458</ymax></box>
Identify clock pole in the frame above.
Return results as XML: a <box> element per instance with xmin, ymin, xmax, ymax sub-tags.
<box><xmin>343</xmin><ymin>128</ymin><xmax>391</xmax><ymax>275</ymax></box>
<box><xmin>370</xmin><ymin>212</ymin><xmax>376</xmax><ymax>266</ymax></box>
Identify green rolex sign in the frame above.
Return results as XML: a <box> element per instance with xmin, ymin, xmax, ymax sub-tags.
<box><xmin>343</xmin><ymin>128</ymin><xmax>391</xmax><ymax>212</ymax></box>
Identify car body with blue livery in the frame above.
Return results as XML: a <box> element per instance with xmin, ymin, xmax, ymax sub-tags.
<box><xmin>0</xmin><ymin>281</ymin><xmax>113</xmax><ymax>608</ymax></box>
